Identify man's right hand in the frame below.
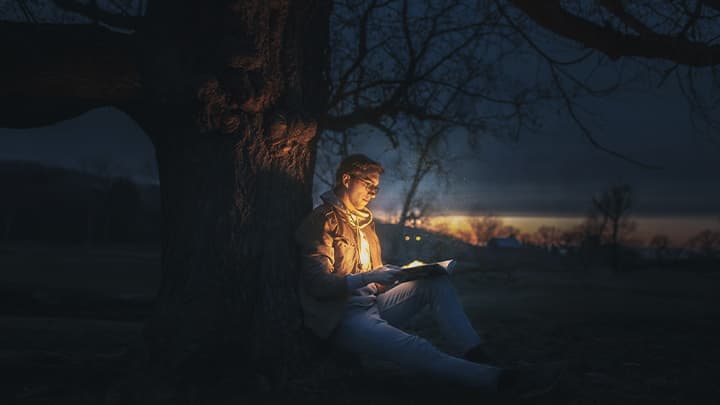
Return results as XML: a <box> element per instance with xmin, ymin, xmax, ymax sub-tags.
<box><xmin>363</xmin><ymin>265</ymin><xmax>404</xmax><ymax>285</ymax></box>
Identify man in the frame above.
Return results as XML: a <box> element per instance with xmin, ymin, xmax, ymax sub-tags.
<box><xmin>295</xmin><ymin>154</ymin><xmax>557</xmax><ymax>395</ymax></box>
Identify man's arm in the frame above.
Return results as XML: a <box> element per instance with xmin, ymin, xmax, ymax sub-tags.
<box><xmin>295</xmin><ymin>208</ymin><xmax>402</xmax><ymax>298</ymax></box>
<box><xmin>295</xmin><ymin>208</ymin><xmax>353</xmax><ymax>299</ymax></box>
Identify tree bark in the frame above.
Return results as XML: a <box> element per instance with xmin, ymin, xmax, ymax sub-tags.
<box><xmin>130</xmin><ymin>0</ymin><xmax>332</xmax><ymax>388</ymax></box>
<box><xmin>144</xmin><ymin>123</ymin><xmax>316</xmax><ymax>384</ymax></box>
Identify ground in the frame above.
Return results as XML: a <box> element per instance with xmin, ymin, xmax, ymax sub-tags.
<box><xmin>1</xmin><ymin>243</ymin><xmax>718</xmax><ymax>404</ymax></box>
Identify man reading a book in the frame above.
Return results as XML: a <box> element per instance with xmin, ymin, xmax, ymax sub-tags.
<box><xmin>295</xmin><ymin>154</ymin><xmax>507</xmax><ymax>390</ymax></box>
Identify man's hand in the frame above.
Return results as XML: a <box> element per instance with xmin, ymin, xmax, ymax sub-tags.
<box><xmin>363</xmin><ymin>265</ymin><xmax>405</xmax><ymax>285</ymax></box>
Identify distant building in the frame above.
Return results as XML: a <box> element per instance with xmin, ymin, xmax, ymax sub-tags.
<box><xmin>487</xmin><ymin>235</ymin><xmax>521</xmax><ymax>249</ymax></box>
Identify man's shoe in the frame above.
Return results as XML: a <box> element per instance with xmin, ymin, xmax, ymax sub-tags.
<box><xmin>497</xmin><ymin>361</ymin><xmax>565</xmax><ymax>399</ymax></box>
<box><xmin>463</xmin><ymin>344</ymin><xmax>496</xmax><ymax>365</ymax></box>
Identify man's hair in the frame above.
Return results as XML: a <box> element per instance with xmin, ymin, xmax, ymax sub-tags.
<box><xmin>334</xmin><ymin>154</ymin><xmax>384</xmax><ymax>192</ymax></box>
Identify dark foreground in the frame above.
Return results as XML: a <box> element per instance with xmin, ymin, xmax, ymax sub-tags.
<box><xmin>1</xmin><ymin>243</ymin><xmax>718</xmax><ymax>404</ymax></box>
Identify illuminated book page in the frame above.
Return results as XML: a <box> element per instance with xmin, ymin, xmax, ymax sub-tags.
<box><xmin>398</xmin><ymin>259</ymin><xmax>456</xmax><ymax>281</ymax></box>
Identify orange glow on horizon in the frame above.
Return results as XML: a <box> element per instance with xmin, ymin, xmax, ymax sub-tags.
<box><xmin>377</xmin><ymin>213</ymin><xmax>717</xmax><ymax>247</ymax></box>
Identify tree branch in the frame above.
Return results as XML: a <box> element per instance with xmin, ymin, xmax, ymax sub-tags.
<box><xmin>330</xmin><ymin>0</ymin><xmax>380</xmax><ymax>108</ymax></box>
<box><xmin>598</xmin><ymin>0</ymin><xmax>655</xmax><ymax>37</ymax></box>
<box><xmin>701</xmin><ymin>0</ymin><xmax>720</xmax><ymax>13</ymax></box>
<box><xmin>507</xmin><ymin>0</ymin><xmax>720</xmax><ymax>67</ymax></box>
<box><xmin>0</xmin><ymin>22</ymin><xmax>141</xmax><ymax>128</ymax></box>
<box><xmin>548</xmin><ymin>64</ymin><xmax>661</xmax><ymax>170</ymax></box>
<box><xmin>51</xmin><ymin>0</ymin><xmax>141</xmax><ymax>30</ymax></box>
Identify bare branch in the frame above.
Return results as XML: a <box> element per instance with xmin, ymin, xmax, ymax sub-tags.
<box><xmin>507</xmin><ymin>0</ymin><xmax>720</xmax><ymax>66</ymax></box>
<box><xmin>51</xmin><ymin>0</ymin><xmax>140</xmax><ymax>29</ymax></box>
<box><xmin>598</xmin><ymin>0</ymin><xmax>656</xmax><ymax>37</ymax></box>
<box><xmin>548</xmin><ymin>64</ymin><xmax>661</xmax><ymax>169</ymax></box>
<box><xmin>331</xmin><ymin>0</ymin><xmax>381</xmax><ymax>108</ymax></box>
<box><xmin>327</xmin><ymin>0</ymin><xmax>525</xmax><ymax>145</ymax></box>
<box><xmin>0</xmin><ymin>22</ymin><xmax>141</xmax><ymax>127</ymax></box>
<box><xmin>17</xmin><ymin>0</ymin><xmax>38</xmax><ymax>23</ymax></box>
<box><xmin>678</xmin><ymin>1</ymin><xmax>703</xmax><ymax>38</ymax></box>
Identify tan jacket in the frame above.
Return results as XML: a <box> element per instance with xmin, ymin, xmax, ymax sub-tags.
<box><xmin>295</xmin><ymin>192</ymin><xmax>383</xmax><ymax>338</ymax></box>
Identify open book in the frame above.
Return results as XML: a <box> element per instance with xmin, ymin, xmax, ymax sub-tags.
<box><xmin>397</xmin><ymin>259</ymin><xmax>456</xmax><ymax>282</ymax></box>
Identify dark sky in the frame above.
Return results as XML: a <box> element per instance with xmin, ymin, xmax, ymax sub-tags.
<box><xmin>1</xmin><ymin>83</ymin><xmax>718</xmax><ymax>225</ymax></box>
<box><xmin>346</xmin><ymin>84</ymin><xmax>720</xmax><ymax>221</ymax></box>
<box><xmin>0</xmin><ymin>108</ymin><xmax>157</xmax><ymax>184</ymax></box>
<box><xmin>1</xmin><ymin>0</ymin><xmax>718</xmax><ymax>242</ymax></box>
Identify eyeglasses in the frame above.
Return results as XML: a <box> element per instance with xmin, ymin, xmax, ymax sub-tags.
<box><xmin>353</xmin><ymin>176</ymin><xmax>380</xmax><ymax>194</ymax></box>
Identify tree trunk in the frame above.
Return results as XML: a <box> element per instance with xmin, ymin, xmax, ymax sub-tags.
<box><xmin>398</xmin><ymin>154</ymin><xmax>429</xmax><ymax>228</ymax></box>
<box><xmin>130</xmin><ymin>0</ymin><xmax>332</xmax><ymax>389</ymax></box>
<box><xmin>397</xmin><ymin>132</ymin><xmax>440</xmax><ymax>228</ymax></box>
<box><xmin>611</xmin><ymin>218</ymin><xmax>620</xmax><ymax>272</ymax></box>
<box><xmin>144</xmin><ymin>125</ymin><xmax>316</xmax><ymax>384</ymax></box>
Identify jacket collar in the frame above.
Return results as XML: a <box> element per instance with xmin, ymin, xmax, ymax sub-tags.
<box><xmin>320</xmin><ymin>190</ymin><xmax>373</xmax><ymax>229</ymax></box>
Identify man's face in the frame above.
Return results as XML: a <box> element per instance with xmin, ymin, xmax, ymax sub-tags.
<box><xmin>342</xmin><ymin>171</ymin><xmax>380</xmax><ymax>211</ymax></box>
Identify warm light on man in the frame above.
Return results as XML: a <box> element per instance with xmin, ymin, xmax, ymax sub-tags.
<box><xmin>295</xmin><ymin>153</ymin><xmax>559</xmax><ymax>397</ymax></box>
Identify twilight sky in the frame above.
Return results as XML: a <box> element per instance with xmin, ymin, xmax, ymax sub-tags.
<box><xmin>342</xmin><ymin>85</ymin><xmax>720</xmax><ymax>218</ymax></box>
<box><xmin>0</xmin><ymin>40</ymin><xmax>720</xmax><ymax>243</ymax></box>
<box><xmin>1</xmin><ymin>80</ymin><xmax>716</xmax><ymax>245</ymax></box>
<box><xmin>1</xmin><ymin>0</ymin><xmax>718</xmax><ymax>244</ymax></box>
<box><xmin>2</xmin><ymin>87</ymin><xmax>717</xmax><ymax>213</ymax></box>
<box><xmin>318</xmin><ymin>79</ymin><xmax>719</xmax><ymax>243</ymax></box>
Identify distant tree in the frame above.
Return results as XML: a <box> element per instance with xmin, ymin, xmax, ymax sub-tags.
<box><xmin>649</xmin><ymin>233</ymin><xmax>671</xmax><ymax>263</ymax></box>
<box><xmin>401</xmin><ymin>194</ymin><xmax>435</xmax><ymax>228</ymax></box>
<box><xmin>396</xmin><ymin>121</ymin><xmax>453</xmax><ymax>228</ymax></box>
<box><xmin>592</xmin><ymin>184</ymin><xmax>635</xmax><ymax>270</ymax></box>
<box><xmin>498</xmin><ymin>225</ymin><xmax>519</xmax><ymax>239</ymax></box>
<box><xmin>686</xmin><ymin>229</ymin><xmax>720</xmax><ymax>258</ymax></box>
<box><xmin>580</xmin><ymin>209</ymin><xmax>608</xmax><ymax>241</ymax></box>
<box><xmin>649</xmin><ymin>234</ymin><xmax>669</xmax><ymax>248</ymax></box>
<box><xmin>497</xmin><ymin>225</ymin><xmax>520</xmax><ymax>239</ymax></box>
<box><xmin>572</xmin><ymin>211</ymin><xmax>606</xmax><ymax>270</ymax></box>
<box><xmin>560</xmin><ymin>228</ymin><xmax>583</xmax><ymax>248</ymax></box>
<box><xmin>469</xmin><ymin>214</ymin><xmax>503</xmax><ymax>246</ymax></box>
<box><xmin>518</xmin><ymin>232</ymin><xmax>535</xmax><ymax>246</ymax></box>
<box><xmin>649</xmin><ymin>234</ymin><xmax>670</xmax><ymax>258</ymax></box>
<box><xmin>534</xmin><ymin>225</ymin><xmax>560</xmax><ymax>249</ymax></box>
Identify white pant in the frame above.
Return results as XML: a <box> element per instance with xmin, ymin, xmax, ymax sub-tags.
<box><xmin>330</xmin><ymin>275</ymin><xmax>501</xmax><ymax>389</ymax></box>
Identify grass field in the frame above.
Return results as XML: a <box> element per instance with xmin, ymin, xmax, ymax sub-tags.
<box><xmin>1</xmin><ymin>243</ymin><xmax>718</xmax><ymax>404</ymax></box>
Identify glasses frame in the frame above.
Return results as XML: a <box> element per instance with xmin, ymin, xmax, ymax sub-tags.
<box><xmin>352</xmin><ymin>175</ymin><xmax>380</xmax><ymax>194</ymax></box>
